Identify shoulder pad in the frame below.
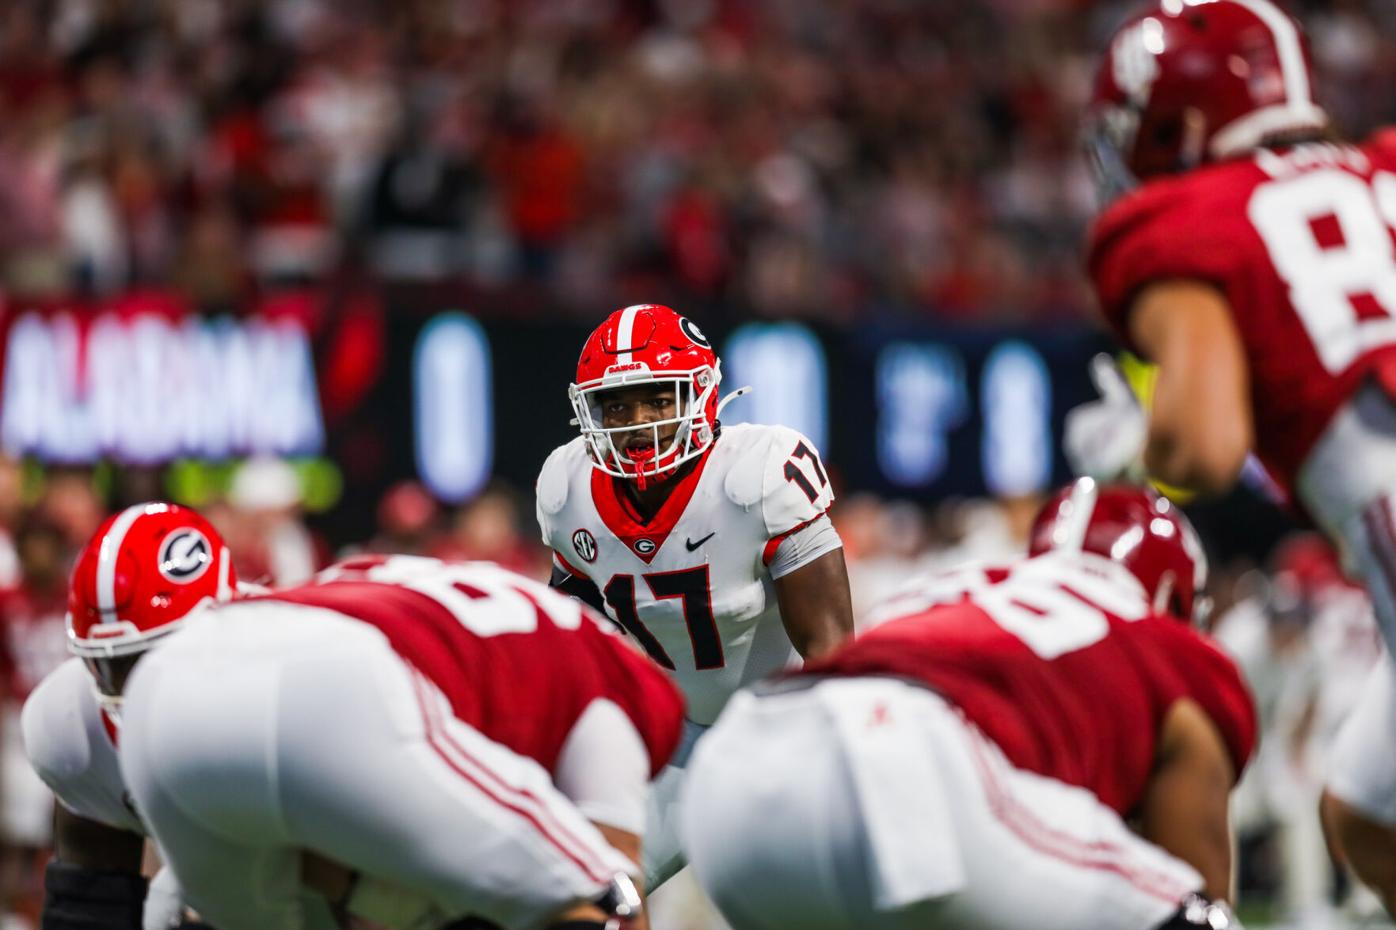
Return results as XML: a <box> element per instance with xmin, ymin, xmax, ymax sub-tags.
<box><xmin>721</xmin><ymin>424</ymin><xmax>773</xmax><ymax>509</ymax></box>
<box><xmin>731</xmin><ymin>424</ymin><xmax>836</xmax><ymax>536</ymax></box>
<box><xmin>537</xmin><ymin>439</ymin><xmax>586</xmax><ymax>518</ymax></box>
<box><xmin>22</xmin><ymin>659</ymin><xmax>96</xmax><ymax>787</ymax></box>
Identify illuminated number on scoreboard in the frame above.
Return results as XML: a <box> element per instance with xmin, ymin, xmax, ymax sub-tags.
<box><xmin>875</xmin><ymin>342</ymin><xmax>967</xmax><ymax>487</ymax></box>
<box><xmin>414</xmin><ymin>314</ymin><xmax>493</xmax><ymax>503</ymax></box>
<box><xmin>1249</xmin><ymin>169</ymin><xmax>1396</xmax><ymax>372</ymax></box>
<box><xmin>722</xmin><ymin>323</ymin><xmax>829</xmax><ymax>454</ymax></box>
<box><xmin>980</xmin><ymin>341</ymin><xmax>1051</xmax><ymax>496</ymax></box>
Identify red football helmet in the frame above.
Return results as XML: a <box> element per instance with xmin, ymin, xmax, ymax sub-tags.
<box><xmin>67</xmin><ymin>502</ymin><xmax>237</xmax><ymax>704</ymax></box>
<box><xmin>1086</xmin><ymin>0</ymin><xmax>1328</xmax><ymax>198</ymax></box>
<box><xmin>1029</xmin><ymin>479</ymin><xmax>1209</xmax><ymax>622</ymax></box>
<box><xmin>570</xmin><ymin>305</ymin><xmax>742</xmax><ymax>482</ymax></box>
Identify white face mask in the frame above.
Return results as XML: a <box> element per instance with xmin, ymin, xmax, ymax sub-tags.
<box><xmin>570</xmin><ymin>367</ymin><xmax>722</xmax><ymax>480</ymax></box>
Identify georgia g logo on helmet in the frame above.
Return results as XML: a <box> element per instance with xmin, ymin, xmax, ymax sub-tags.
<box><xmin>158</xmin><ymin>529</ymin><xmax>212</xmax><ymax>584</ymax></box>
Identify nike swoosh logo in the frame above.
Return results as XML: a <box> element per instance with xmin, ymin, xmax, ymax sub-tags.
<box><xmin>685</xmin><ymin>532</ymin><xmax>716</xmax><ymax>552</ymax></box>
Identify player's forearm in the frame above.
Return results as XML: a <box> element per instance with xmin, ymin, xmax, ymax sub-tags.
<box><xmin>1138</xmin><ymin>766</ymin><xmax>1234</xmax><ymax>901</ymax></box>
<box><xmin>774</xmin><ymin>550</ymin><xmax>855</xmax><ymax>660</ymax></box>
<box><xmin>1138</xmin><ymin>701</ymin><xmax>1237</xmax><ymax>902</ymax></box>
<box><xmin>1143</xmin><ymin>426</ymin><xmax>1245</xmax><ymax>497</ymax></box>
<box><xmin>51</xmin><ymin>805</ymin><xmax>145</xmax><ymax>872</ymax></box>
<box><xmin>1131</xmin><ymin>280</ymin><xmax>1253</xmax><ymax>496</ymax></box>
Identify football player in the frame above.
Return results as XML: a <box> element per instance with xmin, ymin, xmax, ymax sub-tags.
<box><xmin>535</xmin><ymin>304</ymin><xmax>855</xmax><ymax>887</ymax></box>
<box><xmin>1066</xmin><ymin>0</ymin><xmax>1396</xmax><ymax>907</ymax></box>
<box><xmin>29</xmin><ymin>503</ymin><xmax>682</xmax><ymax>930</ymax></box>
<box><xmin>682</xmin><ymin>480</ymin><xmax>1255</xmax><ymax>930</ymax></box>
<box><xmin>22</xmin><ymin>503</ymin><xmax>240</xmax><ymax>930</ymax></box>
<box><xmin>24</xmin><ymin>504</ymin><xmax>437</xmax><ymax>930</ymax></box>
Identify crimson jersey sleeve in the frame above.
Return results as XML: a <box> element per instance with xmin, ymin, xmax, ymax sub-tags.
<box><xmin>1087</xmin><ymin>134</ymin><xmax>1396</xmax><ymax>489</ymax></box>
<box><xmin>1136</xmin><ymin>620</ymin><xmax>1258</xmax><ymax>783</ymax></box>
<box><xmin>1087</xmin><ymin>167</ymin><xmax>1258</xmax><ymax>350</ymax></box>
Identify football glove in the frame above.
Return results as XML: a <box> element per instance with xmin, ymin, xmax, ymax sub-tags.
<box><xmin>1064</xmin><ymin>354</ymin><xmax>1148</xmax><ymax>482</ymax></box>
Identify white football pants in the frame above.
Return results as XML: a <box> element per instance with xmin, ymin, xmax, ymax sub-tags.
<box><xmin>118</xmin><ymin>607</ymin><xmax>633</xmax><ymax>930</ymax></box>
<box><xmin>682</xmin><ymin>678</ymin><xmax>1202</xmax><ymax>930</ymax></box>
<box><xmin>1300</xmin><ymin>385</ymin><xmax>1396</xmax><ymax>823</ymax></box>
<box><xmin>641</xmin><ymin>718</ymin><xmax>707</xmax><ymax>890</ymax></box>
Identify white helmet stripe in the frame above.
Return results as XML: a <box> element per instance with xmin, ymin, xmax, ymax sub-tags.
<box><xmin>1054</xmin><ymin>478</ymin><xmax>1100</xmax><ymax>552</ymax></box>
<box><xmin>217</xmin><ymin>545</ymin><xmax>232</xmax><ymax>601</ymax></box>
<box><xmin>96</xmin><ymin>505</ymin><xmax>149</xmax><ymax>624</ymax></box>
<box><xmin>1228</xmin><ymin>0</ymin><xmax>1311</xmax><ymax>106</ymax></box>
<box><xmin>614</xmin><ymin>305</ymin><xmax>644</xmax><ymax>365</ymax></box>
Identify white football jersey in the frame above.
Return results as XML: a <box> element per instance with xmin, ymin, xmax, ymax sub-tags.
<box><xmin>21</xmin><ymin>657</ymin><xmax>144</xmax><ymax>834</ymax></box>
<box><xmin>537</xmin><ymin>423</ymin><xmax>836</xmax><ymax>724</ymax></box>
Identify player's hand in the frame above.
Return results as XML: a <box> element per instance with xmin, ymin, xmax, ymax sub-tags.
<box><xmin>1063</xmin><ymin>354</ymin><xmax>1148</xmax><ymax>482</ymax></box>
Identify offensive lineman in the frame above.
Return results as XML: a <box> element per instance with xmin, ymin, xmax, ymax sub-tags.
<box><xmin>1065</xmin><ymin>0</ymin><xmax>1396</xmax><ymax>908</ymax></box>
<box><xmin>535</xmin><ymin>304</ymin><xmax>854</xmax><ymax>887</ymax></box>
<box><xmin>23</xmin><ymin>504</ymin><xmax>419</xmax><ymax>930</ymax></box>
<box><xmin>22</xmin><ymin>503</ymin><xmax>239</xmax><ymax>930</ymax></box>
<box><xmin>27</xmin><ymin>503</ymin><xmax>682</xmax><ymax>930</ymax></box>
<box><xmin>683</xmin><ymin>481</ymin><xmax>1255</xmax><ymax>930</ymax></box>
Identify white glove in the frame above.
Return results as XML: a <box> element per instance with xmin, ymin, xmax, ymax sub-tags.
<box><xmin>142</xmin><ymin>866</ymin><xmax>186</xmax><ymax>930</ymax></box>
<box><xmin>1063</xmin><ymin>354</ymin><xmax>1148</xmax><ymax>482</ymax></box>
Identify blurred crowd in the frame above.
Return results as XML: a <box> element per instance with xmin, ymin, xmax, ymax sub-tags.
<box><xmin>2</xmin><ymin>0</ymin><xmax>1394</xmax><ymax>327</ymax></box>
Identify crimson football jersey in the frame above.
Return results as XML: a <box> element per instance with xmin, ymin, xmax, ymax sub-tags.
<box><xmin>799</xmin><ymin>553</ymin><xmax>1256</xmax><ymax>816</ymax></box>
<box><xmin>247</xmin><ymin>556</ymin><xmax>685</xmax><ymax>777</ymax></box>
<box><xmin>1089</xmin><ymin>131</ymin><xmax>1396</xmax><ymax>492</ymax></box>
<box><xmin>0</xmin><ymin>583</ymin><xmax>70</xmax><ymax>702</ymax></box>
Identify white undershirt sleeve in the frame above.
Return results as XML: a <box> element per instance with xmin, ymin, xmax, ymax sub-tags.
<box><xmin>767</xmin><ymin>513</ymin><xmax>843</xmax><ymax>580</ymax></box>
<box><xmin>552</xmin><ymin>699</ymin><xmax>650</xmax><ymax>835</ymax></box>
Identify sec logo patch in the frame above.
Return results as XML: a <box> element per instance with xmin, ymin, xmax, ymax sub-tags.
<box><xmin>572</xmin><ymin>529</ymin><xmax>598</xmax><ymax>563</ymax></box>
<box><xmin>158</xmin><ymin>529</ymin><xmax>212</xmax><ymax>584</ymax></box>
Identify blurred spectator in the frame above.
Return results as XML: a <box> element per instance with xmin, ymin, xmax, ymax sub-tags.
<box><xmin>369</xmin><ymin>479</ymin><xmax>440</xmax><ymax>556</ymax></box>
<box><xmin>2</xmin><ymin>0</ymin><xmax>1387</xmax><ymax>320</ymax></box>
<box><xmin>1215</xmin><ymin>535</ymin><xmax>1384</xmax><ymax>927</ymax></box>
<box><xmin>228</xmin><ymin>456</ymin><xmax>323</xmax><ymax>587</ymax></box>
<box><xmin>0</xmin><ymin>512</ymin><xmax>74</xmax><ymax>929</ymax></box>
<box><xmin>431</xmin><ymin>484</ymin><xmax>546</xmax><ymax>578</ymax></box>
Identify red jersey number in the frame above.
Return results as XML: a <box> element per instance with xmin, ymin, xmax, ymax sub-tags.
<box><xmin>1249</xmin><ymin>169</ymin><xmax>1396</xmax><ymax>373</ymax></box>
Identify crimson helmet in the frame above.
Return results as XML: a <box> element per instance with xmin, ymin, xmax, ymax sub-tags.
<box><xmin>67</xmin><ymin>502</ymin><xmax>237</xmax><ymax>705</ymax></box>
<box><xmin>1086</xmin><ymin>0</ymin><xmax>1328</xmax><ymax>199</ymax></box>
<box><xmin>1029</xmin><ymin>479</ymin><xmax>1209</xmax><ymax>622</ymax></box>
<box><xmin>570</xmin><ymin>305</ymin><xmax>742</xmax><ymax>481</ymax></box>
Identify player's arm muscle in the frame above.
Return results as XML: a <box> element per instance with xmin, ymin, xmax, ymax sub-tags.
<box><xmin>773</xmin><ymin>548</ymin><xmax>854</xmax><ymax>660</ymax></box>
<box><xmin>1128</xmin><ymin>280</ymin><xmax>1253</xmax><ymax>495</ymax></box>
<box><xmin>1137</xmin><ymin>698</ymin><xmax>1236</xmax><ymax>902</ymax></box>
<box><xmin>51</xmin><ymin>805</ymin><xmax>144</xmax><ymax>872</ymax></box>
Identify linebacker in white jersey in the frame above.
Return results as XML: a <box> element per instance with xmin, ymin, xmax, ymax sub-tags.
<box><xmin>537</xmin><ymin>304</ymin><xmax>855</xmax><ymax>888</ymax></box>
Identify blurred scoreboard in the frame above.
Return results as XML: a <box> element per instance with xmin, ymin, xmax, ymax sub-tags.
<box><xmin>0</xmin><ymin>297</ymin><xmax>1108</xmax><ymax>503</ymax></box>
<box><xmin>406</xmin><ymin>314</ymin><xmax>1111</xmax><ymax>503</ymax></box>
